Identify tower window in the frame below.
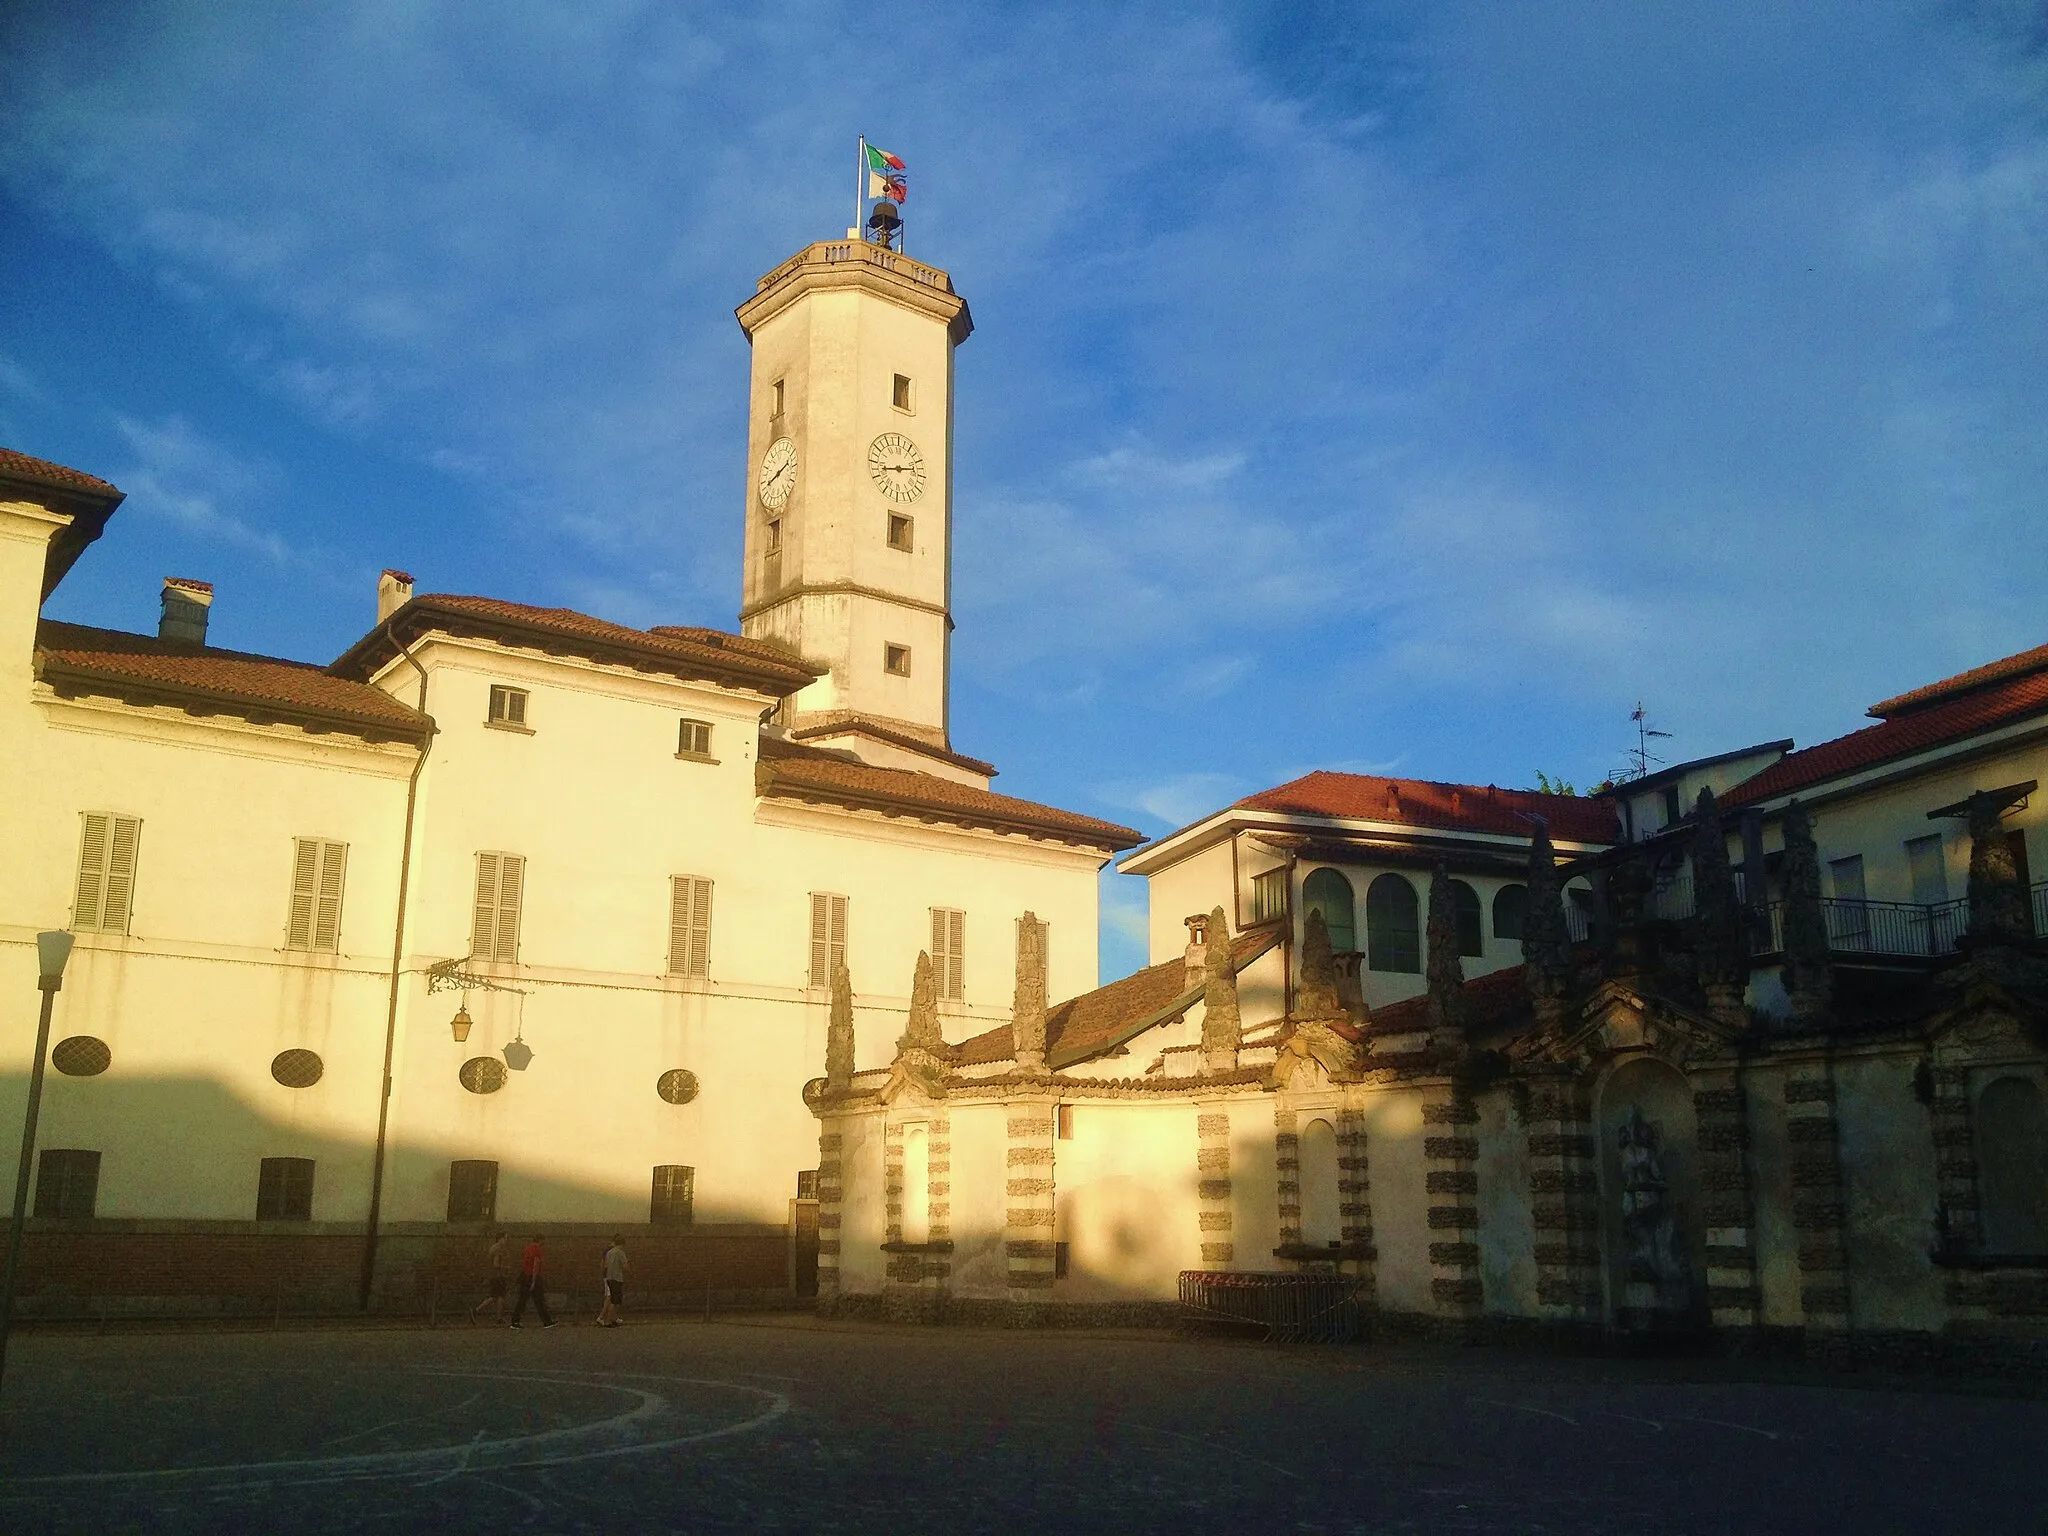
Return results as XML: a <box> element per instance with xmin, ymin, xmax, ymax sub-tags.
<box><xmin>677</xmin><ymin>718</ymin><xmax>713</xmax><ymax>758</ymax></box>
<box><xmin>772</xmin><ymin>378</ymin><xmax>786</xmax><ymax>416</ymax></box>
<box><xmin>887</xmin><ymin>513</ymin><xmax>913</xmax><ymax>551</ymax></box>
<box><xmin>884</xmin><ymin>644</ymin><xmax>912</xmax><ymax>677</ymax></box>
<box><xmin>892</xmin><ymin>374</ymin><xmax>913</xmax><ymax>411</ymax></box>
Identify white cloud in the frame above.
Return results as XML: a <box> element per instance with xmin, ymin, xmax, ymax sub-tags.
<box><xmin>111</xmin><ymin>414</ymin><xmax>298</xmax><ymax>567</ymax></box>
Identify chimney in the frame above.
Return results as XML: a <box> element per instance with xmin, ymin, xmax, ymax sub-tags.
<box><xmin>1183</xmin><ymin>912</ymin><xmax>1210</xmax><ymax>991</ymax></box>
<box><xmin>159</xmin><ymin>578</ymin><xmax>213</xmax><ymax>645</ymax></box>
<box><xmin>378</xmin><ymin>568</ymin><xmax>415</xmax><ymax>623</ymax></box>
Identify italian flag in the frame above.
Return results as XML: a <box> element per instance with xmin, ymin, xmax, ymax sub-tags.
<box><xmin>865</xmin><ymin>143</ymin><xmax>906</xmax><ymax>173</ymax></box>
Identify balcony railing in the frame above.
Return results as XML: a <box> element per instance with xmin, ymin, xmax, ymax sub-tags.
<box><xmin>1757</xmin><ymin>885</ymin><xmax>2048</xmax><ymax>960</ymax></box>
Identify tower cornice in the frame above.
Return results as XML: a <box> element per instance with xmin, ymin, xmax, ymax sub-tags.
<box><xmin>737</xmin><ymin>240</ymin><xmax>973</xmax><ymax>344</ymax></box>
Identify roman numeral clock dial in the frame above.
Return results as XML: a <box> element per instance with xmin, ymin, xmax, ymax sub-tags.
<box><xmin>867</xmin><ymin>432</ymin><xmax>926</xmax><ymax>504</ymax></box>
<box><xmin>758</xmin><ymin>436</ymin><xmax>797</xmax><ymax>510</ymax></box>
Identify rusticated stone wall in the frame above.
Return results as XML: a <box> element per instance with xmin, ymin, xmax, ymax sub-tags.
<box><xmin>1784</xmin><ymin>1070</ymin><xmax>1851</xmax><ymax>1328</ymax></box>
<box><xmin>1197</xmin><ymin>1105</ymin><xmax>1234</xmax><ymax>1268</ymax></box>
<box><xmin>1692</xmin><ymin>1065</ymin><xmax>1761</xmax><ymax>1329</ymax></box>
<box><xmin>1005</xmin><ymin>1104</ymin><xmax>1057</xmax><ymax>1303</ymax></box>
<box><xmin>1422</xmin><ymin>1088</ymin><xmax>1482</xmax><ymax>1317</ymax></box>
<box><xmin>1525</xmin><ymin>1072</ymin><xmax>1599</xmax><ymax>1322</ymax></box>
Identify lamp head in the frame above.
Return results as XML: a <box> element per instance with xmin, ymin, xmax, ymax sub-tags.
<box><xmin>36</xmin><ymin>930</ymin><xmax>75</xmax><ymax>987</ymax></box>
<box><xmin>450</xmin><ymin>1004</ymin><xmax>473</xmax><ymax>1042</ymax></box>
<box><xmin>502</xmin><ymin>1038</ymin><xmax>534</xmax><ymax>1072</ymax></box>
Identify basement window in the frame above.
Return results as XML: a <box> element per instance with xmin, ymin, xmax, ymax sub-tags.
<box><xmin>887</xmin><ymin>513</ymin><xmax>914</xmax><ymax>552</ymax></box>
<box><xmin>487</xmin><ymin>685</ymin><xmax>530</xmax><ymax>731</ymax></box>
<box><xmin>884</xmin><ymin>644</ymin><xmax>912</xmax><ymax>677</ymax></box>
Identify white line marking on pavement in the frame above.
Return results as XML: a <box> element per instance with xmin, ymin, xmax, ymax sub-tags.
<box><xmin>0</xmin><ymin>1370</ymin><xmax>789</xmax><ymax>1492</ymax></box>
<box><xmin>1668</xmin><ymin>1414</ymin><xmax>1781</xmax><ymax>1440</ymax></box>
<box><xmin>1129</xmin><ymin>1423</ymin><xmax>1303</xmax><ymax>1479</ymax></box>
<box><xmin>1592</xmin><ymin>1410</ymin><xmax>1664</xmax><ymax>1431</ymax></box>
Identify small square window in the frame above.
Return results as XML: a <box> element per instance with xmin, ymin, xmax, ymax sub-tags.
<box><xmin>678</xmin><ymin>718</ymin><xmax>713</xmax><ymax>758</ymax></box>
<box><xmin>487</xmin><ymin>686</ymin><xmax>529</xmax><ymax>729</ymax></box>
<box><xmin>892</xmin><ymin>373</ymin><xmax>912</xmax><ymax>410</ymax></box>
<box><xmin>1057</xmin><ymin>1104</ymin><xmax>1074</xmax><ymax>1140</ymax></box>
<box><xmin>887</xmin><ymin>513</ymin><xmax>913</xmax><ymax>552</ymax></box>
<box><xmin>652</xmin><ymin>1164</ymin><xmax>695</xmax><ymax>1225</ymax></box>
<box><xmin>256</xmin><ymin>1156</ymin><xmax>315</xmax><ymax>1221</ymax></box>
<box><xmin>447</xmin><ymin>1159</ymin><xmax>498</xmax><ymax>1223</ymax></box>
<box><xmin>772</xmin><ymin>378</ymin><xmax>786</xmax><ymax>416</ymax></box>
<box><xmin>884</xmin><ymin>644</ymin><xmax>911</xmax><ymax>677</ymax></box>
<box><xmin>34</xmin><ymin>1149</ymin><xmax>100</xmax><ymax>1220</ymax></box>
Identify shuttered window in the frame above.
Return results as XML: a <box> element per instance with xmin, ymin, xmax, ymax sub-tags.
<box><xmin>285</xmin><ymin>839</ymin><xmax>348</xmax><ymax>952</ymax></box>
<box><xmin>447</xmin><ymin>1159</ymin><xmax>498</xmax><ymax>1222</ymax></box>
<box><xmin>808</xmin><ymin>892</ymin><xmax>848</xmax><ymax>987</ymax></box>
<box><xmin>931</xmin><ymin>908</ymin><xmax>966</xmax><ymax>1000</ymax></box>
<box><xmin>34</xmin><ymin>1149</ymin><xmax>100</xmax><ymax>1219</ymax></box>
<box><xmin>73</xmin><ymin>813</ymin><xmax>141</xmax><ymax>933</ymax></box>
<box><xmin>651</xmin><ymin>1164</ymin><xmax>695</xmax><ymax>1225</ymax></box>
<box><xmin>256</xmin><ymin>1157</ymin><xmax>316</xmax><ymax>1221</ymax></box>
<box><xmin>471</xmin><ymin>852</ymin><xmax>526</xmax><ymax>962</ymax></box>
<box><xmin>669</xmin><ymin>876</ymin><xmax>713</xmax><ymax>977</ymax></box>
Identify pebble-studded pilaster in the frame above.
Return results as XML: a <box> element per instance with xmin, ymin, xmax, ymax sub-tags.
<box><xmin>1197</xmin><ymin>1106</ymin><xmax>1234</xmax><ymax>1268</ymax></box>
<box><xmin>1927</xmin><ymin>1060</ymin><xmax>1990</xmax><ymax>1320</ymax></box>
<box><xmin>815</xmin><ymin>1126</ymin><xmax>843</xmax><ymax>1305</ymax></box>
<box><xmin>1784</xmin><ymin>1070</ymin><xmax>1851</xmax><ymax>1329</ymax></box>
<box><xmin>882</xmin><ymin>1119</ymin><xmax>912</xmax><ymax>1283</ymax></box>
<box><xmin>1336</xmin><ymin>1108</ymin><xmax>1376</xmax><ymax>1300</ymax></box>
<box><xmin>1692</xmin><ymin>1066</ymin><xmax>1761</xmax><ymax>1329</ymax></box>
<box><xmin>1525</xmin><ymin>1072</ymin><xmax>1600</xmax><ymax>1322</ymax></box>
<box><xmin>1274</xmin><ymin>1107</ymin><xmax>1300</xmax><ymax>1250</ymax></box>
<box><xmin>1005</xmin><ymin>1103</ymin><xmax>1057</xmax><ymax>1302</ymax></box>
<box><xmin>1422</xmin><ymin>1088</ymin><xmax>1483</xmax><ymax>1317</ymax></box>
<box><xmin>926</xmin><ymin>1114</ymin><xmax>952</xmax><ymax>1286</ymax></box>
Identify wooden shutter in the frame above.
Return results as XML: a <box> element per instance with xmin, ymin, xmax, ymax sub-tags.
<box><xmin>287</xmin><ymin>839</ymin><xmax>319</xmax><ymax>949</ymax></box>
<box><xmin>810</xmin><ymin>893</ymin><xmax>847</xmax><ymax>986</ymax></box>
<box><xmin>313</xmin><ymin>842</ymin><xmax>346</xmax><ymax>951</ymax></box>
<box><xmin>472</xmin><ymin>853</ymin><xmax>501</xmax><ymax>960</ymax></box>
<box><xmin>670</xmin><ymin>876</ymin><xmax>712</xmax><ymax>977</ymax></box>
<box><xmin>493</xmin><ymin>855</ymin><xmax>524</xmax><ymax>961</ymax></box>
<box><xmin>931</xmin><ymin>908</ymin><xmax>965</xmax><ymax>1000</ymax></box>
<box><xmin>75</xmin><ymin>813</ymin><xmax>141</xmax><ymax>933</ymax></box>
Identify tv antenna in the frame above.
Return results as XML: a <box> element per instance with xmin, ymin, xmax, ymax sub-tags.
<box><xmin>1613</xmin><ymin>702</ymin><xmax>1671</xmax><ymax>784</ymax></box>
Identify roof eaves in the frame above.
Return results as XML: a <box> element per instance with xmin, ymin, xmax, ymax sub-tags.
<box><xmin>758</xmin><ymin>763</ymin><xmax>1143</xmax><ymax>851</ymax></box>
<box><xmin>37</xmin><ymin>655</ymin><xmax>434</xmax><ymax>746</ymax></box>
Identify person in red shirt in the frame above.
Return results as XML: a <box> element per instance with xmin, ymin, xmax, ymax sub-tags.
<box><xmin>508</xmin><ymin>1233</ymin><xmax>557</xmax><ymax>1328</ymax></box>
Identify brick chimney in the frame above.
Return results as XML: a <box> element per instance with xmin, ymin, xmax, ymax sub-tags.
<box><xmin>159</xmin><ymin>578</ymin><xmax>213</xmax><ymax>645</ymax></box>
<box><xmin>1183</xmin><ymin>912</ymin><xmax>1211</xmax><ymax>991</ymax></box>
<box><xmin>378</xmin><ymin>568</ymin><xmax>415</xmax><ymax>623</ymax></box>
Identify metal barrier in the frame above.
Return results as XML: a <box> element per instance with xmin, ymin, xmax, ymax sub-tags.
<box><xmin>1177</xmin><ymin>1270</ymin><xmax>1365</xmax><ymax>1343</ymax></box>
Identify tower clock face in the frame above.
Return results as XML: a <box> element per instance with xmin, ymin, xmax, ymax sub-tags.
<box><xmin>867</xmin><ymin>432</ymin><xmax>926</xmax><ymax>504</ymax></box>
<box><xmin>758</xmin><ymin>437</ymin><xmax>798</xmax><ymax>510</ymax></box>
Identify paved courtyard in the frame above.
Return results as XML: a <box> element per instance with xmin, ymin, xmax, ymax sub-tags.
<box><xmin>0</xmin><ymin>1314</ymin><xmax>2041</xmax><ymax>1534</ymax></box>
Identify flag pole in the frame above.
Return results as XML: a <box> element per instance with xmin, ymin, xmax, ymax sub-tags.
<box><xmin>855</xmin><ymin>136</ymin><xmax>866</xmax><ymax>238</ymax></box>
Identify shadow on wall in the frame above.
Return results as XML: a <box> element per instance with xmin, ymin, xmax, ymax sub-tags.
<box><xmin>0</xmin><ymin>1071</ymin><xmax>796</xmax><ymax>1318</ymax></box>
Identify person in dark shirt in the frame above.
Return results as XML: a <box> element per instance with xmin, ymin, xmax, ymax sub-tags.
<box><xmin>508</xmin><ymin>1234</ymin><xmax>557</xmax><ymax>1328</ymax></box>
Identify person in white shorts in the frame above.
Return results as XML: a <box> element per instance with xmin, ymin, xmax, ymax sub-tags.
<box><xmin>598</xmin><ymin>1237</ymin><xmax>628</xmax><ymax>1327</ymax></box>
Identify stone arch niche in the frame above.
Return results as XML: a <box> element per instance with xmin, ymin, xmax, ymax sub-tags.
<box><xmin>1595</xmin><ymin>1056</ymin><xmax>1705</xmax><ymax>1328</ymax></box>
<box><xmin>1298</xmin><ymin>1117</ymin><xmax>1342</xmax><ymax>1248</ymax></box>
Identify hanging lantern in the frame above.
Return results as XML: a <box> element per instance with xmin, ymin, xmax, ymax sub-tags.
<box><xmin>450</xmin><ymin>1003</ymin><xmax>473</xmax><ymax>1043</ymax></box>
<box><xmin>502</xmin><ymin>1036</ymin><xmax>534</xmax><ymax>1072</ymax></box>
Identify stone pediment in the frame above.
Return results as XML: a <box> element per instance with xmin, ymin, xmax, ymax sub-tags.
<box><xmin>1926</xmin><ymin>959</ymin><xmax>2048</xmax><ymax>1061</ymax></box>
<box><xmin>1512</xmin><ymin>979</ymin><xmax>1740</xmax><ymax>1071</ymax></box>
<box><xmin>877</xmin><ymin>1046</ymin><xmax>950</xmax><ymax>1105</ymax></box>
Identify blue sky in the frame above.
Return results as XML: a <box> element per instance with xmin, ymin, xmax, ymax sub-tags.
<box><xmin>4</xmin><ymin>2</ymin><xmax>2045</xmax><ymax>985</ymax></box>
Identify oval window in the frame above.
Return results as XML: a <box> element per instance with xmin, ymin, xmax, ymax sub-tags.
<box><xmin>50</xmin><ymin>1036</ymin><xmax>111</xmax><ymax>1077</ymax></box>
<box><xmin>657</xmin><ymin>1068</ymin><xmax>700</xmax><ymax>1105</ymax></box>
<box><xmin>459</xmin><ymin>1056</ymin><xmax>508</xmax><ymax>1095</ymax></box>
<box><xmin>270</xmin><ymin>1048</ymin><xmax>325</xmax><ymax>1088</ymax></box>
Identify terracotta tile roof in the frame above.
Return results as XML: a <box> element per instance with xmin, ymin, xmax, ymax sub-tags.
<box><xmin>1364</xmin><ymin>964</ymin><xmax>1532</xmax><ymax>1037</ymax></box>
<box><xmin>36</xmin><ymin>621</ymin><xmax>431</xmax><ymax>744</ymax></box>
<box><xmin>0</xmin><ymin>447</ymin><xmax>121</xmax><ymax>498</ymax></box>
<box><xmin>758</xmin><ymin>744</ymin><xmax>1143</xmax><ymax>851</ymax></box>
<box><xmin>786</xmin><ymin>716</ymin><xmax>999</xmax><ymax>778</ymax></box>
<box><xmin>332</xmin><ymin>595</ymin><xmax>821</xmax><ymax>695</ymax></box>
<box><xmin>1725</xmin><ymin>667</ymin><xmax>2048</xmax><ymax>808</ymax></box>
<box><xmin>1867</xmin><ymin>640</ymin><xmax>2048</xmax><ymax>720</ymax></box>
<box><xmin>1234</xmin><ymin>771</ymin><xmax>1620</xmax><ymax>844</ymax></box>
<box><xmin>953</xmin><ymin>926</ymin><xmax>1283</xmax><ymax>1068</ymax></box>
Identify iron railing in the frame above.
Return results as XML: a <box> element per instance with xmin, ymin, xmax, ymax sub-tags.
<box><xmin>1177</xmin><ymin>1270</ymin><xmax>1365</xmax><ymax>1343</ymax></box>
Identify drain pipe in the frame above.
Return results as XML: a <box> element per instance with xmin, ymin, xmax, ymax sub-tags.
<box><xmin>359</xmin><ymin>627</ymin><xmax>434</xmax><ymax>1312</ymax></box>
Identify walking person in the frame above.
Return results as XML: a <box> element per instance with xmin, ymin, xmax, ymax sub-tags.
<box><xmin>508</xmin><ymin>1233</ymin><xmax>557</xmax><ymax>1328</ymax></box>
<box><xmin>597</xmin><ymin>1236</ymin><xmax>628</xmax><ymax>1327</ymax></box>
<box><xmin>470</xmin><ymin>1230</ymin><xmax>510</xmax><ymax>1324</ymax></box>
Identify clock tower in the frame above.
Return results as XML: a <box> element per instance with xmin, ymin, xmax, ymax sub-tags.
<box><xmin>735</xmin><ymin>238</ymin><xmax>977</xmax><ymax>779</ymax></box>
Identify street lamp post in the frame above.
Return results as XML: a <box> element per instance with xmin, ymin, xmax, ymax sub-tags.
<box><xmin>0</xmin><ymin>931</ymin><xmax>75</xmax><ymax>1391</ymax></box>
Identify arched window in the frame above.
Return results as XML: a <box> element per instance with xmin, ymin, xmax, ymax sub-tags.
<box><xmin>1450</xmin><ymin>880</ymin><xmax>1483</xmax><ymax>956</ymax></box>
<box><xmin>1299</xmin><ymin>1118</ymin><xmax>1340</xmax><ymax>1246</ymax></box>
<box><xmin>899</xmin><ymin>1123</ymin><xmax>930</xmax><ymax>1246</ymax></box>
<box><xmin>1977</xmin><ymin>1076</ymin><xmax>2048</xmax><ymax>1254</ymax></box>
<box><xmin>1365</xmin><ymin>873</ymin><xmax>1420</xmax><ymax>973</ymax></box>
<box><xmin>1493</xmin><ymin>883</ymin><xmax>1529</xmax><ymax>943</ymax></box>
<box><xmin>1302</xmin><ymin>868</ymin><xmax>1357</xmax><ymax>952</ymax></box>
